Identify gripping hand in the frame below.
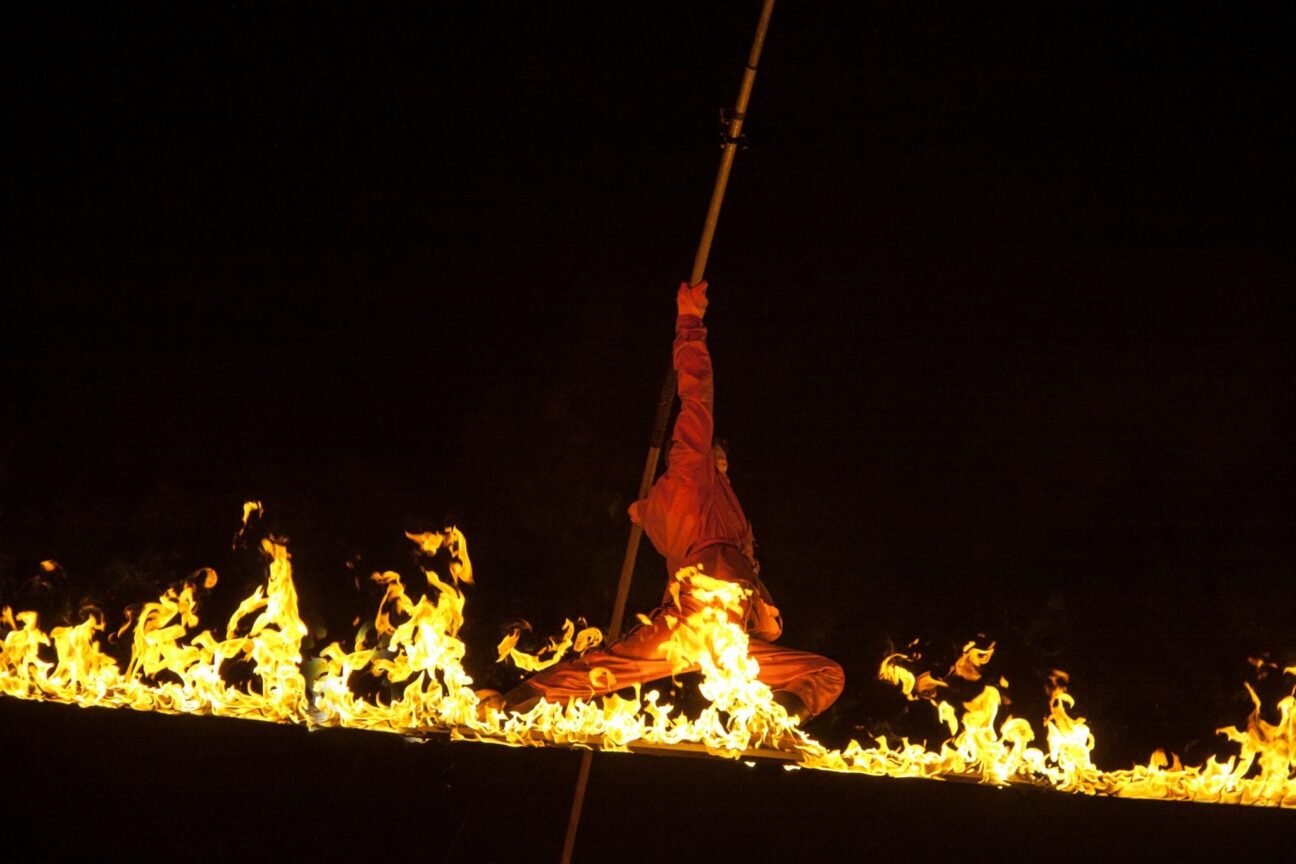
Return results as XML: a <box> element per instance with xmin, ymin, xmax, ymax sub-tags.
<box><xmin>676</xmin><ymin>280</ymin><xmax>709</xmax><ymax>320</ymax></box>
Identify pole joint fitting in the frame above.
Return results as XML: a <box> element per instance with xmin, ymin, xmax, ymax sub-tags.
<box><xmin>718</xmin><ymin>108</ymin><xmax>749</xmax><ymax>149</ymax></box>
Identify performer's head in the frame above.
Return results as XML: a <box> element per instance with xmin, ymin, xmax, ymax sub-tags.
<box><xmin>663</xmin><ymin>437</ymin><xmax>730</xmax><ymax>475</ymax></box>
<box><xmin>713</xmin><ymin>440</ymin><xmax>729</xmax><ymax>475</ymax></box>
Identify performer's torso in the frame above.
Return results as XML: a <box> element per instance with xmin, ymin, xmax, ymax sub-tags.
<box><xmin>641</xmin><ymin>466</ymin><xmax>753</xmax><ymax>581</ymax></box>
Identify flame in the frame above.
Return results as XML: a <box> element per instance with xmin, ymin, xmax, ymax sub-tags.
<box><xmin>1</xmin><ymin>520</ymin><xmax>307</xmax><ymax>723</ymax></box>
<box><xmin>803</xmin><ymin>650</ymin><xmax>1296</xmax><ymax>808</ymax></box>
<box><xmin>497</xmin><ymin>619</ymin><xmax>604</xmax><ymax>672</ymax></box>
<box><xmin>951</xmin><ymin>640</ymin><xmax>995</xmax><ymax>681</ymax></box>
<box><xmin>1</xmin><ymin>504</ymin><xmax>1293</xmax><ymax>807</ymax></box>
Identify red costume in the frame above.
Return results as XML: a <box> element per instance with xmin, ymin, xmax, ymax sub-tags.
<box><xmin>521</xmin><ymin>284</ymin><xmax>844</xmax><ymax>719</ymax></box>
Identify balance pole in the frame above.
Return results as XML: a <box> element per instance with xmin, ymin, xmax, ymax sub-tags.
<box><xmin>559</xmin><ymin>2</ymin><xmax>778</xmax><ymax>861</ymax></box>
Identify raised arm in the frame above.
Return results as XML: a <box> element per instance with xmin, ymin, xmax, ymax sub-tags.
<box><xmin>666</xmin><ymin>280</ymin><xmax>714</xmax><ymax>478</ymax></box>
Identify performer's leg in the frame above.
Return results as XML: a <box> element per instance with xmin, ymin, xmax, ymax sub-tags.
<box><xmin>507</xmin><ymin>608</ymin><xmax>696</xmax><ymax>708</ymax></box>
<box><xmin>747</xmin><ymin>639</ymin><xmax>845</xmax><ymax>720</ymax></box>
<box><xmin>517</xmin><ymin>646</ymin><xmax>681</xmax><ymax>705</ymax></box>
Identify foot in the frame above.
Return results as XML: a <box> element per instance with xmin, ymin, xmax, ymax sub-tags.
<box><xmin>474</xmin><ymin>683</ymin><xmax>545</xmax><ymax>722</ymax></box>
<box><xmin>772</xmin><ymin>690</ymin><xmax>810</xmax><ymax>724</ymax></box>
<box><xmin>500</xmin><ymin>681</ymin><xmax>543</xmax><ymax>714</ymax></box>
<box><xmin>474</xmin><ymin>689</ymin><xmax>506</xmax><ymax>722</ymax></box>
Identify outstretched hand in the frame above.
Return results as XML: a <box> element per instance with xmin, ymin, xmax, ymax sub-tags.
<box><xmin>677</xmin><ymin>280</ymin><xmax>709</xmax><ymax>319</ymax></box>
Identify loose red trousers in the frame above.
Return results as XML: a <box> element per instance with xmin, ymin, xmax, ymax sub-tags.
<box><xmin>526</xmin><ymin>570</ymin><xmax>845</xmax><ymax>718</ymax></box>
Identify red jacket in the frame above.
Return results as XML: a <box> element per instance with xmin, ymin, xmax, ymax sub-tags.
<box><xmin>637</xmin><ymin>315</ymin><xmax>760</xmax><ymax>586</ymax></box>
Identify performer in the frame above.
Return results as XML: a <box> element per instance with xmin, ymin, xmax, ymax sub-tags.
<box><xmin>490</xmin><ymin>281</ymin><xmax>844</xmax><ymax>722</ymax></box>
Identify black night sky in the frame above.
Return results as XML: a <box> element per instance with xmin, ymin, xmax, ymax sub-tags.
<box><xmin>2</xmin><ymin>3</ymin><xmax>1292</xmax><ymax>859</ymax></box>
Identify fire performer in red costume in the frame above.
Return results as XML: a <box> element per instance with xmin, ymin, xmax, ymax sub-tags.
<box><xmin>492</xmin><ymin>281</ymin><xmax>844</xmax><ymax>722</ymax></box>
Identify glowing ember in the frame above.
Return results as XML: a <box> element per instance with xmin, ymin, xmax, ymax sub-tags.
<box><xmin>0</xmin><ymin>504</ymin><xmax>1291</xmax><ymax>807</ymax></box>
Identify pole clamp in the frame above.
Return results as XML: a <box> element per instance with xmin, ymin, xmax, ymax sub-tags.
<box><xmin>718</xmin><ymin>108</ymin><xmax>749</xmax><ymax>149</ymax></box>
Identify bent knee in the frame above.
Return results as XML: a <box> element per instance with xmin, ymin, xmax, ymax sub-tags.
<box><xmin>807</xmin><ymin>659</ymin><xmax>845</xmax><ymax>716</ymax></box>
<box><xmin>821</xmin><ymin>659</ymin><xmax>845</xmax><ymax>697</ymax></box>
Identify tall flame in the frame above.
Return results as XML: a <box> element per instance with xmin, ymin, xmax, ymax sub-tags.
<box><xmin>1</xmin><ymin>504</ymin><xmax>1292</xmax><ymax>807</ymax></box>
<box><xmin>1</xmin><ymin>528</ymin><xmax>307</xmax><ymax>723</ymax></box>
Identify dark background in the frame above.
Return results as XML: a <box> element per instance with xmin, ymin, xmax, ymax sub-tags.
<box><xmin>2</xmin><ymin>0</ymin><xmax>1292</xmax><ymax>821</ymax></box>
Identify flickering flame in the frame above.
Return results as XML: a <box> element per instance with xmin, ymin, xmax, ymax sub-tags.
<box><xmin>1</xmin><ymin>504</ymin><xmax>1292</xmax><ymax>807</ymax></box>
<box><xmin>951</xmin><ymin>640</ymin><xmax>995</xmax><ymax>681</ymax></box>
<box><xmin>1</xmin><ymin>523</ymin><xmax>307</xmax><ymax>724</ymax></box>
<box><xmin>497</xmin><ymin>619</ymin><xmax>603</xmax><ymax>672</ymax></box>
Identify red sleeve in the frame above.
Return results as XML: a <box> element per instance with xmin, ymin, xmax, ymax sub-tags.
<box><xmin>665</xmin><ymin>314</ymin><xmax>714</xmax><ymax>480</ymax></box>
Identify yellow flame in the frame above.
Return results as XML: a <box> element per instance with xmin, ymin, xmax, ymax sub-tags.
<box><xmin>2</xmin><ymin>528</ymin><xmax>307</xmax><ymax>723</ymax></box>
<box><xmin>0</xmin><ymin>506</ymin><xmax>1292</xmax><ymax>808</ymax></box>
<box><xmin>498</xmin><ymin>619</ymin><xmax>602</xmax><ymax>673</ymax></box>
<box><xmin>404</xmin><ymin>529</ymin><xmax>473</xmax><ymax>584</ymax></box>
<box><xmin>951</xmin><ymin>640</ymin><xmax>995</xmax><ymax>681</ymax></box>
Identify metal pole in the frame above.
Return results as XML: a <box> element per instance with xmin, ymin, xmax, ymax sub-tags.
<box><xmin>560</xmin><ymin>2</ymin><xmax>777</xmax><ymax>860</ymax></box>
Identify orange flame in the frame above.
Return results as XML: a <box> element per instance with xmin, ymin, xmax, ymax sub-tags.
<box><xmin>1</xmin><ymin>504</ymin><xmax>1292</xmax><ymax>807</ymax></box>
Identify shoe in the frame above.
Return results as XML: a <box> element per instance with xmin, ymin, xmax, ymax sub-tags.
<box><xmin>474</xmin><ymin>689</ymin><xmax>506</xmax><ymax>722</ymax></box>
<box><xmin>773</xmin><ymin>689</ymin><xmax>810</xmax><ymax>723</ymax></box>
